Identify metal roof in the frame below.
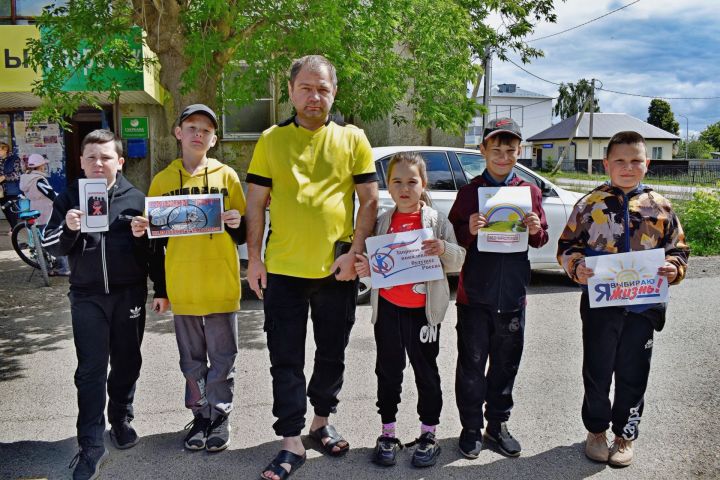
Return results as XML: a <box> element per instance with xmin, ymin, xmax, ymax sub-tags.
<box><xmin>527</xmin><ymin>113</ymin><xmax>681</xmax><ymax>141</ymax></box>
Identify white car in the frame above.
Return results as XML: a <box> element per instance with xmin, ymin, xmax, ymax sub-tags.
<box><xmin>371</xmin><ymin>146</ymin><xmax>584</xmax><ymax>269</ymax></box>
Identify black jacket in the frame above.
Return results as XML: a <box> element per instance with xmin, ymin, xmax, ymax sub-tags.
<box><xmin>42</xmin><ymin>175</ymin><xmax>166</xmax><ymax>296</ymax></box>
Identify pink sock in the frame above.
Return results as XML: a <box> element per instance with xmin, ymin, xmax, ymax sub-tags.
<box><xmin>382</xmin><ymin>422</ymin><xmax>396</xmax><ymax>438</ymax></box>
<box><xmin>421</xmin><ymin>423</ymin><xmax>436</xmax><ymax>435</ymax></box>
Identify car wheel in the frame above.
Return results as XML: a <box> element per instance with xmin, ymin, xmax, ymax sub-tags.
<box><xmin>357</xmin><ymin>277</ymin><xmax>371</xmax><ymax>304</ymax></box>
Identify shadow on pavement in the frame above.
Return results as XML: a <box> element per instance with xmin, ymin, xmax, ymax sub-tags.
<box><xmin>0</xmin><ymin>433</ymin><xmax>605</xmax><ymax>480</ymax></box>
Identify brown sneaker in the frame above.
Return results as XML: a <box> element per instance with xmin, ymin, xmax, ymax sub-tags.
<box><xmin>585</xmin><ymin>431</ymin><xmax>609</xmax><ymax>462</ymax></box>
<box><xmin>608</xmin><ymin>436</ymin><xmax>634</xmax><ymax>467</ymax></box>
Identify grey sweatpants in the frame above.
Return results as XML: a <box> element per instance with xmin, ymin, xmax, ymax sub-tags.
<box><xmin>174</xmin><ymin>313</ymin><xmax>238</xmax><ymax>420</ymax></box>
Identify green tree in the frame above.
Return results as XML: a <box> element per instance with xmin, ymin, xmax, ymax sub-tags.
<box><xmin>647</xmin><ymin>99</ymin><xmax>679</xmax><ymax>135</ymax></box>
<box><xmin>674</xmin><ymin>135</ymin><xmax>713</xmax><ymax>160</ymax></box>
<box><xmin>27</xmin><ymin>0</ymin><xmax>558</xmax><ymax>138</ymax></box>
<box><xmin>699</xmin><ymin>121</ymin><xmax>720</xmax><ymax>151</ymax></box>
<box><xmin>553</xmin><ymin>79</ymin><xmax>600</xmax><ymax>120</ymax></box>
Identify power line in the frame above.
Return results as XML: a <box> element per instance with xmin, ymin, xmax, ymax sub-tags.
<box><xmin>505</xmin><ymin>58</ymin><xmax>720</xmax><ymax>100</ymax></box>
<box><xmin>527</xmin><ymin>0</ymin><xmax>641</xmax><ymax>43</ymax></box>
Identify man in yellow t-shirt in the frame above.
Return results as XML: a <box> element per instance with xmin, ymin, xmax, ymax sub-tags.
<box><xmin>246</xmin><ymin>55</ymin><xmax>378</xmax><ymax>480</ymax></box>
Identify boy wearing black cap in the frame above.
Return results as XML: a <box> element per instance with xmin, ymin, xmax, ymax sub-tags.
<box><xmin>132</xmin><ymin>104</ymin><xmax>246</xmax><ymax>452</ymax></box>
<box><xmin>448</xmin><ymin>118</ymin><xmax>548</xmax><ymax>459</ymax></box>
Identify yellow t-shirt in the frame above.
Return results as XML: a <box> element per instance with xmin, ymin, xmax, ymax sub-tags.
<box><xmin>247</xmin><ymin>118</ymin><xmax>376</xmax><ymax>278</ymax></box>
<box><xmin>148</xmin><ymin>158</ymin><xmax>246</xmax><ymax>315</ymax></box>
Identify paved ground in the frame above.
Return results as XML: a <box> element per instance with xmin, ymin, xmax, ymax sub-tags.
<box><xmin>0</xmin><ymin>219</ymin><xmax>719</xmax><ymax>479</ymax></box>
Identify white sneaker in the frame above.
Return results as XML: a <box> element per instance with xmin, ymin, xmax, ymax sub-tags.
<box><xmin>585</xmin><ymin>431</ymin><xmax>609</xmax><ymax>462</ymax></box>
<box><xmin>608</xmin><ymin>436</ymin><xmax>634</xmax><ymax>467</ymax></box>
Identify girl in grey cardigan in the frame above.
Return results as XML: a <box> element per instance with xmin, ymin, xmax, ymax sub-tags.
<box><xmin>355</xmin><ymin>153</ymin><xmax>465</xmax><ymax>469</ymax></box>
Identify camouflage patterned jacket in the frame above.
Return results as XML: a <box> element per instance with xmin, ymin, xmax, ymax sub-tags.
<box><xmin>557</xmin><ymin>183</ymin><xmax>689</xmax><ymax>285</ymax></box>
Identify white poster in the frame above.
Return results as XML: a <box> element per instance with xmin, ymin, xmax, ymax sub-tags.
<box><xmin>586</xmin><ymin>249</ymin><xmax>668</xmax><ymax>308</ymax></box>
<box><xmin>477</xmin><ymin>186</ymin><xmax>531</xmax><ymax>253</ymax></box>
<box><xmin>365</xmin><ymin>228</ymin><xmax>444</xmax><ymax>289</ymax></box>
<box><xmin>79</xmin><ymin>179</ymin><xmax>109</xmax><ymax>232</ymax></box>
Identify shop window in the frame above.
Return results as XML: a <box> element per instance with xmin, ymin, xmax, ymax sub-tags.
<box><xmin>0</xmin><ymin>0</ymin><xmax>67</xmax><ymax>24</ymax></box>
<box><xmin>222</xmin><ymin>67</ymin><xmax>274</xmax><ymax>140</ymax></box>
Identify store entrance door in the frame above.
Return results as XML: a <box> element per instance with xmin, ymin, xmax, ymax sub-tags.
<box><xmin>64</xmin><ymin>110</ymin><xmax>111</xmax><ymax>185</ymax></box>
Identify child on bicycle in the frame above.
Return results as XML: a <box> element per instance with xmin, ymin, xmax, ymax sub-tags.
<box><xmin>355</xmin><ymin>152</ymin><xmax>465</xmax><ymax>468</ymax></box>
<box><xmin>19</xmin><ymin>153</ymin><xmax>69</xmax><ymax>275</ymax></box>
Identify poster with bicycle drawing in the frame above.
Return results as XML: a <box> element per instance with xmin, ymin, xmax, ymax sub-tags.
<box><xmin>145</xmin><ymin>194</ymin><xmax>224</xmax><ymax>238</ymax></box>
<box><xmin>365</xmin><ymin>228</ymin><xmax>443</xmax><ymax>289</ymax></box>
<box><xmin>477</xmin><ymin>186</ymin><xmax>531</xmax><ymax>253</ymax></box>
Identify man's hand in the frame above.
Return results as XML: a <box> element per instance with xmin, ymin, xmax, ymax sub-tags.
<box><xmin>152</xmin><ymin>298</ymin><xmax>170</xmax><ymax>314</ymax></box>
<box><xmin>575</xmin><ymin>261</ymin><xmax>594</xmax><ymax>285</ymax></box>
<box><xmin>523</xmin><ymin>212</ymin><xmax>542</xmax><ymax>235</ymax></box>
<box><xmin>221</xmin><ymin>209</ymin><xmax>241</xmax><ymax>229</ymax></box>
<box><xmin>65</xmin><ymin>209</ymin><xmax>85</xmax><ymax>231</ymax></box>
<box><xmin>131</xmin><ymin>216</ymin><xmax>149</xmax><ymax>238</ymax></box>
<box><xmin>658</xmin><ymin>261</ymin><xmax>678</xmax><ymax>284</ymax></box>
<box><xmin>422</xmin><ymin>238</ymin><xmax>445</xmax><ymax>257</ymax></box>
<box><xmin>331</xmin><ymin>252</ymin><xmax>357</xmax><ymax>281</ymax></box>
<box><xmin>354</xmin><ymin>253</ymin><xmax>370</xmax><ymax>278</ymax></box>
<box><xmin>469</xmin><ymin>212</ymin><xmax>487</xmax><ymax>235</ymax></box>
<box><xmin>247</xmin><ymin>258</ymin><xmax>267</xmax><ymax>299</ymax></box>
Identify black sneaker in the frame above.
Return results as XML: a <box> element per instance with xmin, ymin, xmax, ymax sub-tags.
<box><xmin>372</xmin><ymin>436</ymin><xmax>403</xmax><ymax>466</ymax></box>
<box><xmin>110</xmin><ymin>420</ymin><xmax>139</xmax><ymax>449</ymax></box>
<box><xmin>484</xmin><ymin>422</ymin><xmax>521</xmax><ymax>457</ymax></box>
<box><xmin>458</xmin><ymin>428</ymin><xmax>482</xmax><ymax>459</ymax></box>
<box><xmin>206</xmin><ymin>415</ymin><xmax>231</xmax><ymax>452</ymax></box>
<box><xmin>184</xmin><ymin>415</ymin><xmax>211</xmax><ymax>450</ymax></box>
<box><xmin>409</xmin><ymin>431</ymin><xmax>441</xmax><ymax>468</ymax></box>
<box><xmin>69</xmin><ymin>446</ymin><xmax>108</xmax><ymax>480</ymax></box>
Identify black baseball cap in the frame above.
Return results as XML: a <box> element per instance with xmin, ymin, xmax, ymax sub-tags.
<box><xmin>483</xmin><ymin>117</ymin><xmax>522</xmax><ymax>141</ymax></box>
<box><xmin>179</xmin><ymin>104</ymin><xmax>219</xmax><ymax>130</ymax></box>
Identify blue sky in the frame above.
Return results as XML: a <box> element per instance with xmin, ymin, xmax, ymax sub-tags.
<box><xmin>489</xmin><ymin>0</ymin><xmax>720</xmax><ymax>137</ymax></box>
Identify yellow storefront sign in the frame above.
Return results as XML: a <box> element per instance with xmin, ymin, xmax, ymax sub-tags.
<box><xmin>0</xmin><ymin>25</ymin><xmax>40</xmax><ymax>92</ymax></box>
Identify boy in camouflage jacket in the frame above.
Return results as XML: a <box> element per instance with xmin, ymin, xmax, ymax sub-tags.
<box><xmin>557</xmin><ymin>131</ymin><xmax>689</xmax><ymax>467</ymax></box>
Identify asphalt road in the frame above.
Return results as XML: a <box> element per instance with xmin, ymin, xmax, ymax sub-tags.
<box><xmin>0</xmin><ymin>231</ymin><xmax>718</xmax><ymax>479</ymax></box>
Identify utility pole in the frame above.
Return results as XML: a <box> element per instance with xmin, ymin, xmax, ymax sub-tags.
<box><xmin>678</xmin><ymin>113</ymin><xmax>689</xmax><ymax>160</ymax></box>
<box><xmin>587</xmin><ymin>78</ymin><xmax>596</xmax><ymax>175</ymax></box>
<box><xmin>481</xmin><ymin>49</ymin><xmax>493</xmax><ymax>136</ymax></box>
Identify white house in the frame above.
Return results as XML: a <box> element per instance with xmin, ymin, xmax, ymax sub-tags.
<box><xmin>465</xmin><ymin>83</ymin><xmax>553</xmax><ymax>158</ymax></box>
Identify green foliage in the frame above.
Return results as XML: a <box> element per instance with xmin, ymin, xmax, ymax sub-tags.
<box><xmin>680</xmin><ymin>191</ymin><xmax>720</xmax><ymax>256</ymax></box>
<box><xmin>699</xmin><ymin>121</ymin><xmax>720</xmax><ymax>151</ymax></box>
<box><xmin>674</xmin><ymin>135</ymin><xmax>713</xmax><ymax>159</ymax></box>
<box><xmin>26</xmin><ymin>0</ymin><xmax>559</xmax><ymax>134</ymax></box>
<box><xmin>553</xmin><ymin>79</ymin><xmax>600</xmax><ymax>120</ymax></box>
<box><xmin>647</xmin><ymin>99</ymin><xmax>679</xmax><ymax>135</ymax></box>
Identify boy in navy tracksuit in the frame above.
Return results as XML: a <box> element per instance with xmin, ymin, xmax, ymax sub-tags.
<box><xmin>448</xmin><ymin>118</ymin><xmax>548</xmax><ymax>459</ymax></box>
<box><xmin>43</xmin><ymin>130</ymin><xmax>167</xmax><ymax>480</ymax></box>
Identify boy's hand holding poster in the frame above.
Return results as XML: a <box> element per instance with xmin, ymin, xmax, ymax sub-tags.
<box><xmin>477</xmin><ymin>186</ymin><xmax>531</xmax><ymax>253</ymax></box>
<box><xmin>585</xmin><ymin>248</ymin><xmax>668</xmax><ymax>308</ymax></box>
<box><xmin>79</xmin><ymin>178</ymin><xmax>109</xmax><ymax>232</ymax></box>
<box><xmin>365</xmin><ymin>228</ymin><xmax>443</xmax><ymax>289</ymax></box>
<box><xmin>145</xmin><ymin>194</ymin><xmax>224</xmax><ymax>238</ymax></box>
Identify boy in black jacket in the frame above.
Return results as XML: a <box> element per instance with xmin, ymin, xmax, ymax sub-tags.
<box><xmin>448</xmin><ymin>118</ymin><xmax>548</xmax><ymax>459</ymax></box>
<box><xmin>42</xmin><ymin>130</ymin><xmax>167</xmax><ymax>480</ymax></box>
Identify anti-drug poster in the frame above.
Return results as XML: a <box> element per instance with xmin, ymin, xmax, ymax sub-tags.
<box><xmin>477</xmin><ymin>186</ymin><xmax>531</xmax><ymax>253</ymax></box>
<box><xmin>146</xmin><ymin>194</ymin><xmax>224</xmax><ymax>238</ymax></box>
<box><xmin>365</xmin><ymin>228</ymin><xmax>443</xmax><ymax>289</ymax></box>
<box><xmin>586</xmin><ymin>249</ymin><xmax>668</xmax><ymax>308</ymax></box>
<box><xmin>79</xmin><ymin>179</ymin><xmax>109</xmax><ymax>232</ymax></box>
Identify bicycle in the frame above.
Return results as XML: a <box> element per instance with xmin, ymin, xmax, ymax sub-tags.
<box><xmin>9</xmin><ymin>197</ymin><xmax>54</xmax><ymax>286</ymax></box>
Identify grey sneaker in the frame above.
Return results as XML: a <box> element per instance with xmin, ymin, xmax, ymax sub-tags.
<box><xmin>69</xmin><ymin>446</ymin><xmax>108</xmax><ymax>480</ymax></box>
<box><xmin>458</xmin><ymin>428</ymin><xmax>482</xmax><ymax>459</ymax></box>
<box><xmin>184</xmin><ymin>415</ymin><xmax>211</xmax><ymax>450</ymax></box>
<box><xmin>206</xmin><ymin>415</ymin><xmax>231</xmax><ymax>452</ymax></box>
<box><xmin>484</xmin><ymin>422</ymin><xmax>521</xmax><ymax>457</ymax></box>
<box><xmin>410</xmin><ymin>431</ymin><xmax>441</xmax><ymax>468</ymax></box>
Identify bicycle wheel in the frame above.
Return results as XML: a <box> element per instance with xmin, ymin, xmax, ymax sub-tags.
<box><xmin>31</xmin><ymin>224</ymin><xmax>51</xmax><ymax>287</ymax></box>
<box><xmin>11</xmin><ymin>223</ymin><xmax>40</xmax><ymax>269</ymax></box>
